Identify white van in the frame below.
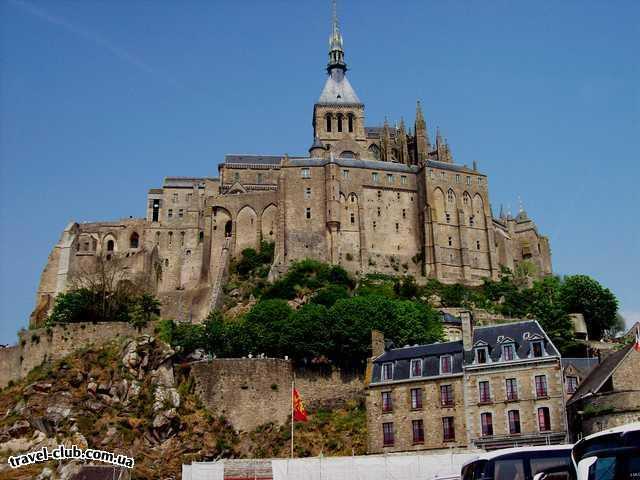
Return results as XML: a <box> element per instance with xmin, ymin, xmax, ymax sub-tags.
<box><xmin>568</xmin><ymin>422</ymin><xmax>640</xmax><ymax>480</ymax></box>
<box><xmin>460</xmin><ymin>445</ymin><xmax>573</xmax><ymax>480</ymax></box>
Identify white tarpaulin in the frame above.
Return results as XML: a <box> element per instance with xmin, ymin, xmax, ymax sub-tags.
<box><xmin>272</xmin><ymin>451</ymin><xmax>480</xmax><ymax>480</ymax></box>
<box><xmin>181</xmin><ymin>461</ymin><xmax>224</xmax><ymax>480</ymax></box>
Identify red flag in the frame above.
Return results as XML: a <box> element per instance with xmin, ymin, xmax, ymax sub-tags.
<box><xmin>634</xmin><ymin>326</ymin><xmax>640</xmax><ymax>353</ymax></box>
<box><xmin>292</xmin><ymin>388</ymin><xmax>308</xmax><ymax>422</ymax></box>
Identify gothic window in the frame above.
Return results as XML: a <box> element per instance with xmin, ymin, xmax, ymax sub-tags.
<box><xmin>325</xmin><ymin>113</ymin><xmax>332</xmax><ymax>132</ymax></box>
<box><xmin>337</xmin><ymin>113</ymin><xmax>343</xmax><ymax>132</ymax></box>
<box><xmin>341</xmin><ymin>150</ymin><xmax>355</xmax><ymax>158</ymax></box>
<box><xmin>368</xmin><ymin>144</ymin><xmax>380</xmax><ymax>160</ymax></box>
<box><xmin>447</xmin><ymin>190</ymin><xmax>455</xmax><ymax>203</ymax></box>
<box><xmin>347</xmin><ymin>113</ymin><xmax>354</xmax><ymax>132</ymax></box>
<box><xmin>129</xmin><ymin>232</ymin><xmax>139</xmax><ymax>249</ymax></box>
<box><xmin>107</xmin><ymin>239</ymin><xmax>115</xmax><ymax>252</ymax></box>
<box><xmin>463</xmin><ymin>194</ymin><xmax>469</xmax><ymax>206</ymax></box>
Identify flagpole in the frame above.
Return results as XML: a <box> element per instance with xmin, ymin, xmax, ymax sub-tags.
<box><xmin>291</xmin><ymin>374</ymin><xmax>295</xmax><ymax>458</ymax></box>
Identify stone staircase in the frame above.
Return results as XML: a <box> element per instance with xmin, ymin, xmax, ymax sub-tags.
<box><xmin>209</xmin><ymin>237</ymin><xmax>231</xmax><ymax>312</ymax></box>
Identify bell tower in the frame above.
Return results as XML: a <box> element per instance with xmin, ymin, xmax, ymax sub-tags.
<box><xmin>312</xmin><ymin>0</ymin><xmax>366</xmax><ymax>157</ymax></box>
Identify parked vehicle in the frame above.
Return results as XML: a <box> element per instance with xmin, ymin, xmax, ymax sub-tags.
<box><xmin>460</xmin><ymin>445</ymin><xmax>573</xmax><ymax>480</ymax></box>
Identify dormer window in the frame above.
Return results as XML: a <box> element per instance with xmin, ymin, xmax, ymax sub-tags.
<box><xmin>532</xmin><ymin>341</ymin><xmax>544</xmax><ymax>358</ymax></box>
<box><xmin>382</xmin><ymin>362</ymin><xmax>393</xmax><ymax>381</ymax></box>
<box><xmin>410</xmin><ymin>359</ymin><xmax>422</xmax><ymax>378</ymax></box>
<box><xmin>502</xmin><ymin>344</ymin><xmax>515</xmax><ymax>361</ymax></box>
<box><xmin>476</xmin><ymin>347</ymin><xmax>489</xmax><ymax>364</ymax></box>
<box><xmin>440</xmin><ymin>355</ymin><xmax>452</xmax><ymax>374</ymax></box>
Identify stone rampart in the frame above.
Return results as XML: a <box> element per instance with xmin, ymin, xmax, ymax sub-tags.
<box><xmin>0</xmin><ymin>322</ymin><xmax>153</xmax><ymax>388</ymax></box>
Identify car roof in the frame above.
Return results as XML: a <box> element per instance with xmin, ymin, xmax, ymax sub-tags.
<box><xmin>581</xmin><ymin>422</ymin><xmax>640</xmax><ymax>443</ymax></box>
<box><xmin>461</xmin><ymin>444</ymin><xmax>574</xmax><ymax>467</ymax></box>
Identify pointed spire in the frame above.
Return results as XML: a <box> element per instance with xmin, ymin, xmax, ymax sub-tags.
<box><xmin>327</xmin><ymin>0</ymin><xmax>346</xmax><ymax>73</ymax></box>
<box><xmin>499</xmin><ymin>204</ymin><xmax>505</xmax><ymax>219</ymax></box>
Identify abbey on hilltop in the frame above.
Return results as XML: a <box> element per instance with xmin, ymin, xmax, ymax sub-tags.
<box><xmin>30</xmin><ymin>2</ymin><xmax>552</xmax><ymax>326</ymax></box>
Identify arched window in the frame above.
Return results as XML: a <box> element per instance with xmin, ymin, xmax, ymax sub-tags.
<box><xmin>168</xmin><ymin>231</ymin><xmax>173</xmax><ymax>245</ymax></box>
<box><xmin>463</xmin><ymin>193</ymin><xmax>470</xmax><ymax>206</ymax></box>
<box><xmin>325</xmin><ymin>113</ymin><xmax>332</xmax><ymax>132</ymax></box>
<box><xmin>447</xmin><ymin>189</ymin><xmax>455</xmax><ymax>203</ymax></box>
<box><xmin>368</xmin><ymin>144</ymin><xmax>380</xmax><ymax>160</ymax></box>
<box><xmin>129</xmin><ymin>232</ymin><xmax>139</xmax><ymax>249</ymax></box>
<box><xmin>224</xmin><ymin>220</ymin><xmax>232</xmax><ymax>238</ymax></box>
<box><xmin>337</xmin><ymin>114</ymin><xmax>343</xmax><ymax>133</ymax></box>
<box><xmin>341</xmin><ymin>150</ymin><xmax>355</xmax><ymax>158</ymax></box>
<box><xmin>107</xmin><ymin>239</ymin><xmax>115</xmax><ymax>252</ymax></box>
<box><xmin>348</xmin><ymin>113</ymin><xmax>354</xmax><ymax>132</ymax></box>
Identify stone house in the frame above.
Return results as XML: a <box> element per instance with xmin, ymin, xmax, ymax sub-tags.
<box><xmin>561</xmin><ymin>357</ymin><xmax>600</xmax><ymax>401</ymax></box>
<box><xmin>366</xmin><ymin>313</ymin><xmax>568</xmax><ymax>453</ymax></box>
<box><xmin>566</xmin><ymin>343</ymin><xmax>640</xmax><ymax>440</ymax></box>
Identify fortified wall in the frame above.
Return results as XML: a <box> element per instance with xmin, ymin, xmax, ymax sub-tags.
<box><xmin>0</xmin><ymin>322</ymin><xmax>154</xmax><ymax>388</ymax></box>
<box><xmin>190</xmin><ymin>359</ymin><xmax>365</xmax><ymax>432</ymax></box>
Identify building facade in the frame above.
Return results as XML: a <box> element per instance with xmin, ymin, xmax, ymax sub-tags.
<box><xmin>30</xmin><ymin>3</ymin><xmax>552</xmax><ymax>327</ymax></box>
<box><xmin>366</xmin><ymin>315</ymin><xmax>568</xmax><ymax>453</ymax></box>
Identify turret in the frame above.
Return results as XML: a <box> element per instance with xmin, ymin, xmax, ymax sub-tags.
<box><xmin>414</xmin><ymin>100</ymin><xmax>430</xmax><ymax>165</ymax></box>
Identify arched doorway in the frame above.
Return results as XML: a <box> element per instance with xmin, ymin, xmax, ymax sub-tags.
<box><xmin>224</xmin><ymin>220</ymin><xmax>232</xmax><ymax>238</ymax></box>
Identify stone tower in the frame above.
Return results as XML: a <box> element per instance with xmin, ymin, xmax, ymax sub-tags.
<box><xmin>312</xmin><ymin>0</ymin><xmax>367</xmax><ymax>158</ymax></box>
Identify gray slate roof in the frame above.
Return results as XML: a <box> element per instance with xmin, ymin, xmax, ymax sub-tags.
<box><xmin>371</xmin><ymin>341</ymin><xmax>464</xmax><ymax>383</ymax></box>
<box><xmin>567</xmin><ymin>344</ymin><xmax>634</xmax><ymax>405</ymax></box>
<box><xmin>372</xmin><ymin>320</ymin><xmax>559</xmax><ymax>384</ymax></box>
<box><xmin>224</xmin><ymin>155</ymin><xmax>282</xmax><ymax>166</ymax></box>
<box><xmin>317</xmin><ymin>69</ymin><xmax>362</xmax><ymax>105</ymax></box>
<box><xmin>465</xmin><ymin>320</ymin><xmax>559</xmax><ymax>364</ymax></box>
<box><xmin>288</xmin><ymin>156</ymin><xmax>419</xmax><ymax>174</ymax></box>
<box><xmin>561</xmin><ymin>357</ymin><xmax>600</xmax><ymax>377</ymax></box>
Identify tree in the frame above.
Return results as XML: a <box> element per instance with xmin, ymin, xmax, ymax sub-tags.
<box><xmin>130</xmin><ymin>293</ymin><xmax>161</xmax><ymax>331</ymax></box>
<box><xmin>559</xmin><ymin>275</ymin><xmax>618</xmax><ymax>340</ymax></box>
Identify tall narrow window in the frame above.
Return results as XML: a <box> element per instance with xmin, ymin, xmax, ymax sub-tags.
<box><xmin>348</xmin><ymin>113</ymin><xmax>354</xmax><ymax>132</ymax></box>
<box><xmin>481</xmin><ymin>413</ymin><xmax>493</xmax><ymax>436</ymax></box>
<box><xmin>152</xmin><ymin>199</ymin><xmax>160</xmax><ymax>222</ymax></box>
<box><xmin>301</xmin><ymin>168</ymin><xmax>311</xmax><ymax>179</ymax></box>
<box><xmin>382</xmin><ymin>363</ymin><xmax>393</xmax><ymax>381</ymax></box>
<box><xmin>479</xmin><ymin>381</ymin><xmax>491</xmax><ymax>403</ymax></box>
<box><xmin>535</xmin><ymin>375</ymin><xmax>548</xmax><ymax>397</ymax></box>
<box><xmin>532</xmin><ymin>341</ymin><xmax>544</xmax><ymax>358</ymax></box>
<box><xmin>466</xmin><ymin>176</ymin><xmax>471</xmax><ymax>185</ymax></box>
<box><xmin>325</xmin><ymin>113</ymin><xmax>332</xmax><ymax>132</ymax></box>
<box><xmin>442</xmin><ymin>417</ymin><xmax>455</xmax><ymax>441</ymax></box>
<box><xmin>411</xmin><ymin>388</ymin><xmax>422</xmax><ymax>410</ymax></box>
<box><xmin>168</xmin><ymin>209</ymin><xmax>173</xmax><ymax>219</ymax></box>
<box><xmin>410</xmin><ymin>359</ymin><xmax>422</xmax><ymax>377</ymax></box>
<box><xmin>178</xmin><ymin>209</ymin><xmax>184</xmax><ymax>218</ymax></box>
<box><xmin>377</xmin><ymin>207</ymin><xmax>381</xmax><ymax>217</ymax></box>
<box><xmin>447</xmin><ymin>190</ymin><xmax>454</xmax><ymax>203</ymax></box>
<box><xmin>476</xmin><ymin>240</ymin><xmax>481</xmax><ymax>251</ymax></box>
<box><xmin>508</xmin><ymin>410</ymin><xmax>521</xmax><ymax>434</ymax></box>
<box><xmin>402</xmin><ymin>209</ymin><xmax>406</xmax><ymax>219</ymax></box>
<box><xmin>305</xmin><ymin>208</ymin><xmax>311</xmax><ymax>219</ymax></box>
<box><xmin>233</xmin><ymin>172</ymin><xmax>240</xmax><ymax>183</ymax></box>
<box><xmin>168</xmin><ymin>231</ymin><xmax>173</xmax><ymax>245</ymax></box>
<box><xmin>502</xmin><ymin>344</ymin><xmax>515</xmax><ymax>361</ymax></box>
<box><xmin>337</xmin><ymin>114</ymin><xmax>343</xmax><ymax>132</ymax></box>
<box><xmin>372</xmin><ymin>172</ymin><xmax>379</xmax><ymax>183</ymax></box>
<box><xmin>382</xmin><ymin>423</ymin><xmax>394</xmax><ymax>446</ymax></box>
<box><xmin>440</xmin><ymin>384</ymin><xmax>454</xmax><ymax>406</ymax></box>
<box><xmin>476</xmin><ymin>347</ymin><xmax>488</xmax><ymax>364</ymax></box>
<box><xmin>401</xmin><ymin>176</ymin><xmax>407</xmax><ymax>185</ymax></box>
<box><xmin>180</xmin><ymin>231</ymin><xmax>185</xmax><ymax>247</ymax></box>
<box><xmin>395</xmin><ymin>223</ymin><xmax>399</xmax><ymax>232</ymax></box>
<box><xmin>506</xmin><ymin>378</ymin><xmax>518</xmax><ymax>401</ymax></box>
<box><xmin>538</xmin><ymin>407</ymin><xmax>551</xmax><ymax>432</ymax></box>
<box><xmin>412</xmin><ymin>420</ymin><xmax>424</xmax><ymax>444</ymax></box>
<box><xmin>440</xmin><ymin>355</ymin><xmax>452</xmax><ymax>374</ymax></box>
<box><xmin>304</xmin><ymin>187</ymin><xmax>312</xmax><ymax>199</ymax></box>
<box><xmin>455</xmin><ymin>174</ymin><xmax>461</xmax><ymax>183</ymax></box>
<box><xmin>342</xmin><ymin>169</ymin><xmax>349</xmax><ymax>179</ymax></box>
<box><xmin>350</xmin><ymin>213</ymin><xmax>355</xmax><ymax>224</ymax></box>
<box><xmin>381</xmin><ymin>392</ymin><xmax>393</xmax><ymax>412</ymax></box>
<box><xmin>172</xmin><ymin>193</ymin><xmax>178</xmax><ymax>203</ymax></box>
<box><xmin>129</xmin><ymin>232</ymin><xmax>139</xmax><ymax>248</ymax></box>
<box><xmin>107</xmin><ymin>239</ymin><xmax>115</xmax><ymax>252</ymax></box>
<box><xmin>448</xmin><ymin>237</ymin><xmax>453</xmax><ymax>247</ymax></box>
<box><xmin>387</xmin><ymin>174</ymin><xmax>394</xmax><ymax>183</ymax></box>
<box><xmin>445</xmin><ymin>213</ymin><xmax>451</xmax><ymax>223</ymax></box>
<box><xmin>566</xmin><ymin>376</ymin><xmax>578</xmax><ymax>394</ymax></box>
<box><xmin>257</xmin><ymin>173</ymin><xmax>263</xmax><ymax>184</ymax></box>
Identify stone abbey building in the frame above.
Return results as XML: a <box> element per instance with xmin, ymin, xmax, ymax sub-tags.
<box><xmin>30</xmin><ymin>4</ymin><xmax>552</xmax><ymax>326</ymax></box>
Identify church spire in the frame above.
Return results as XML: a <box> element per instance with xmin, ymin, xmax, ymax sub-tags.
<box><xmin>327</xmin><ymin>0</ymin><xmax>346</xmax><ymax>73</ymax></box>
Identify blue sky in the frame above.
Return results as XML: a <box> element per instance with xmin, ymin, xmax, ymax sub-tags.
<box><xmin>0</xmin><ymin>0</ymin><xmax>638</xmax><ymax>345</ymax></box>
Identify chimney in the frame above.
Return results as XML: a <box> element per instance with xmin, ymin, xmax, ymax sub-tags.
<box><xmin>371</xmin><ymin>330</ymin><xmax>385</xmax><ymax>358</ymax></box>
<box><xmin>461</xmin><ymin>311</ymin><xmax>474</xmax><ymax>351</ymax></box>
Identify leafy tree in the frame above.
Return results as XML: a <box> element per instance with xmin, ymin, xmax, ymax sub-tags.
<box><xmin>559</xmin><ymin>275</ymin><xmax>618</xmax><ymax>340</ymax></box>
<box><xmin>284</xmin><ymin>304</ymin><xmax>332</xmax><ymax>362</ymax></box>
<box><xmin>47</xmin><ymin>289</ymin><xmax>99</xmax><ymax>324</ymax></box>
<box><xmin>243</xmin><ymin>299</ymin><xmax>294</xmax><ymax>356</ymax></box>
<box><xmin>310</xmin><ymin>285</ymin><xmax>350</xmax><ymax>307</ymax></box>
<box><xmin>129</xmin><ymin>293</ymin><xmax>161</xmax><ymax>331</ymax></box>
